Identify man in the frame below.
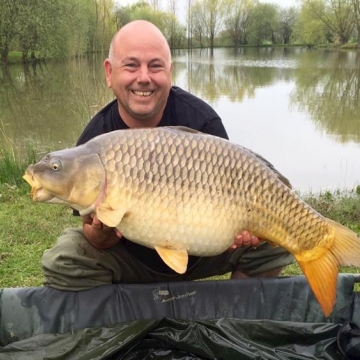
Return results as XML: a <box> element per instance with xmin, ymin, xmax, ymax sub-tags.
<box><xmin>42</xmin><ymin>20</ymin><xmax>293</xmax><ymax>290</ymax></box>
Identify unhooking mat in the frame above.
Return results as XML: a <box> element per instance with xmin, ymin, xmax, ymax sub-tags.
<box><xmin>0</xmin><ymin>275</ymin><xmax>359</xmax><ymax>359</ymax></box>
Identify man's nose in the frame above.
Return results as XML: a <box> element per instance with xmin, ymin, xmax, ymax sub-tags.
<box><xmin>137</xmin><ymin>65</ymin><xmax>151</xmax><ymax>83</ymax></box>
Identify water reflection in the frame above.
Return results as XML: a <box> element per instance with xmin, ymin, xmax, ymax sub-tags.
<box><xmin>290</xmin><ymin>50</ymin><xmax>360</xmax><ymax>143</ymax></box>
<box><xmin>1</xmin><ymin>48</ymin><xmax>359</xmax><ymax>192</ymax></box>
<box><xmin>0</xmin><ymin>54</ymin><xmax>113</xmax><ymax>153</ymax></box>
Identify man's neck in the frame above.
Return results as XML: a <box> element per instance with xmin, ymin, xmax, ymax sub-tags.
<box><xmin>118</xmin><ymin>105</ymin><xmax>162</xmax><ymax>129</ymax></box>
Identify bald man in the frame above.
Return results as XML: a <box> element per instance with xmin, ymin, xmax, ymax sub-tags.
<box><xmin>42</xmin><ymin>20</ymin><xmax>293</xmax><ymax>290</ymax></box>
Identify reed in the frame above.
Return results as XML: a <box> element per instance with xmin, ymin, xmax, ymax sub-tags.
<box><xmin>0</xmin><ymin>147</ymin><xmax>37</xmax><ymax>188</ymax></box>
<box><xmin>0</xmin><ymin>119</ymin><xmax>41</xmax><ymax>188</ymax></box>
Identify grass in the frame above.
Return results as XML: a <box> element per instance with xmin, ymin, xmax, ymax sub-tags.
<box><xmin>0</xmin><ymin>146</ymin><xmax>360</xmax><ymax>289</ymax></box>
<box><xmin>0</xmin><ymin>183</ymin><xmax>80</xmax><ymax>287</ymax></box>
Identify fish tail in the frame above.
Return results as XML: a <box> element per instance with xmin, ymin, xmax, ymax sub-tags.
<box><xmin>295</xmin><ymin>218</ymin><xmax>360</xmax><ymax>317</ymax></box>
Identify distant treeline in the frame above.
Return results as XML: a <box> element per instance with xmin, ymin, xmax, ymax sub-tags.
<box><xmin>1</xmin><ymin>0</ymin><xmax>359</xmax><ymax>64</ymax></box>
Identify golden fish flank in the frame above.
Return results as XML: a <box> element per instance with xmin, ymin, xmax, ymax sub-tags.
<box><xmin>23</xmin><ymin>126</ymin><xmax>360</xmax><ymax>317</ymax></box>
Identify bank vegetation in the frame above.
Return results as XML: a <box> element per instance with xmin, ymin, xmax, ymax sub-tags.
<box><xmin>1</xmin><ymin>0</ymin><xmax>360</xmax><ymax>65</ymax></box>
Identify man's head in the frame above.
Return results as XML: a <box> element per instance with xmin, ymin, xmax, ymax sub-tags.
<box><xmin>104</xmin><ymin>20</ymin><xmax>173</xmax><ymax>128</ymax></box>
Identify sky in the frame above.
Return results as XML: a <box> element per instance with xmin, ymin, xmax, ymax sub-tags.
<box><xmin>116</xmin><ymin>0</ymin><xmax>300</xmax><ymax>25</ymax></box>
<box><xmin>261</xmin><ymin>0</ymin><xmax>298</xmax><ymax>7</ymax></box>
<box><xmin>118</xmin><ymin>0</ymin><xmax>300</xmax><ymax>10</ymax></box>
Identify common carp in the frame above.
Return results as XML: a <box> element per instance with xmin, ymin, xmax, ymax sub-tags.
<box><xmin>23</xmin><ymin>126</ymin><xmax>360</xmax><ymax>316</ymax></box>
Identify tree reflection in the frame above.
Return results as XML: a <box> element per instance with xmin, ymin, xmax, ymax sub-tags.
<box><xmin>290</xmin><ymin>50</ymin><xmax>360</xmax><ymax>143</ymax></box>
<box><xmin>174</xmin><ymin>47</ymin><xmax>293</xmax><ymax>103</ymax></box>
<box><xmin>2</xmin><ymin>48</ymin><xmax>360</xmax><ymax>155</ymax></box>
<box><xmin>0</xmin><ymin>54</ymin><xmax>113</xmax><ymax>154</ymax></box>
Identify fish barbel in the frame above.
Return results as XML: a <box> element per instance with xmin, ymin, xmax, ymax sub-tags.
<box><xmin>23</xmin><ymin>126</ymin><xmax>360</xmax><ymax>316</ymax></box>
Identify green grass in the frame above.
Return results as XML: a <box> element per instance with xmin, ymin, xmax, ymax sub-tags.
<box><xmin>0</xmin><ymin>183</ymin><xmax>79</xmax><ymax>287</ymax></box>
<box><xmin>0</xmin><ymin>148</ymin><xmax>37</xmax><ymax>187</ymax></box>
<box><xmin>0</xmin><ymin>147</ymin><xmax>360</xmax><ymax>288</ymax></box>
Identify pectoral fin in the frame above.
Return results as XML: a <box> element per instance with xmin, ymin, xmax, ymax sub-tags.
<box><xmin>154</xmin><ymin>246</ymin><xmax>188</xmax><ymax>274</ymax></box>
<box><xmin>96</xmin><ymin>204</ymin><xmax>126</xmax><ymax>228</ymax></box>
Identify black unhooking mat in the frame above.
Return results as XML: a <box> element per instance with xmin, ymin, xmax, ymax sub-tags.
<box><xmin>0</xmin><ymin>275</ymin><xmax>359</xmax><ymax>359</ymax></box>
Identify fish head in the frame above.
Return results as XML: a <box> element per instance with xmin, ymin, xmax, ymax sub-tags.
<box><xmin>23</xmin><ymin>147</ymin><xmax>106</xmax><ymax>210</ymax></box>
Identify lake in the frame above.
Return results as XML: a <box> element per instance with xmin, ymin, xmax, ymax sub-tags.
<box><xmin>1</xmin><ymin>47</ymin><xmax>360</xmax><ymax>193</ymax></box>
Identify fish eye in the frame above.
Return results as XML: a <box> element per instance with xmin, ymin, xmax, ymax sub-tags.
<box><xmin>51</xmin><ymin>159</ymin><xmax>62</xmax><ymax>171</ymax></box>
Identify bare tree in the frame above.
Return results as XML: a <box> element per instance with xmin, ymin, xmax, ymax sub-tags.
<box><xmin>191</xmin><ymin>0</ymin><xmax>224</xmax><ymax>49</ymax></box>
<box><xmin>147</xmin><ymin>0</ymin><xmax>160</xmax><ymax>11</ymax></box>
<box><xmin>167</xmin><ymin>0</ymin><xmax>177</xmax><ymax>47</ymax></box>
<box><xmin>186</xmin><ymin>0</ymin><xmax>194</xmax><ymax>48</ymax></box>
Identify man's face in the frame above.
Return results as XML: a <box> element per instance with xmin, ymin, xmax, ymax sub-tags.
<box><xmin>104</xmin><ymin>32</ymin><xmax>172</xmax><ymax>125</ymax></box>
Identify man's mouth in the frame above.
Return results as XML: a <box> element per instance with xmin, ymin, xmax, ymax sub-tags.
<box><xmin>132</xmin><ymin>90</ymin><xmax>153</xmax><ymax>97</ymax></box>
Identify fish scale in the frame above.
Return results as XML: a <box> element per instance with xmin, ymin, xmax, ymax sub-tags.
<box><xmin>23</xmin><ymin>126</ymin><xmax>360</xmax><ymax>316</ymax></box>
<box><xmin>91</xmin><ymin>128</ymin><xmax>328</xmax><ymax>254</ymax></box>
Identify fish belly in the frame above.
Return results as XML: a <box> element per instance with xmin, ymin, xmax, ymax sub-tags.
<box><xmin>116</xmin><ymin>194</ymin><xmax>242</xmax><ymax>256</ymax></box>
<box><xmin>100</xmin><ymin>127</ymin><xmax>305</xmax><ymax>255</ymax></box>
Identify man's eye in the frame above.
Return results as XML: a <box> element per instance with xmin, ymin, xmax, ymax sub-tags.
<box><xmin>125</xmin><ymin>63</ymin><xmax>137</xmax><ymax>68</ymax></box>
<box><xmin>150</xmin><ymin>64</ymin><xmax>163</xmax><ymax>70</ymax></box>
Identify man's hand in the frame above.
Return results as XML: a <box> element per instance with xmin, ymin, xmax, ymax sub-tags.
<box><xmin>82</xmin><ymin>214</ymin><xmax>122</xmax><ymax>250</ymax></box>
<box><xmin>229</xmin><ymin>230</ymin><xmax>262</xmax><ymax>249</ymax></box>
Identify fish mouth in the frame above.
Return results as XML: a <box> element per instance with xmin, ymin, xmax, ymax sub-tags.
<box><xmin>23</xmin><ymin>171</ymin><xmax>54</xmax><ymax>202</ymax></box>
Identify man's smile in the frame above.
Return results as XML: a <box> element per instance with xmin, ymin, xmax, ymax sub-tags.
<box><xmin>132</xmin><ymin>90</ymin><xmax>154</xmax><ymax>97</ymax></box>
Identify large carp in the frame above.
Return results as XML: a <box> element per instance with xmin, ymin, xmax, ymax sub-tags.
<box><xmin>23</xmin><ymin>126</ymin><xmax>360</xmax><ymax>316</ymax></box>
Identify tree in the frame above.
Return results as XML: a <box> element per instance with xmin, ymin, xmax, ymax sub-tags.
<box><xmin>114</xmin><ymin>1</ymin><xmax>185</xmax><ymax>48</ymax></box>
<box><xmin>186</xmin><ymin>0</ymin><xmax>194</xmax><ymax>48</ymax></box>
<box><xmin>223</xmin><ymin>0</ymin><xmax>256</xmax><ymax>46</ymax></box>
<box><xmin>302</xmin><ymin>0</ymin><xmax>354</xmax><ymax>45</ymax></box>
<box><xmin>0</xmin><ymin>0</ymin><xmax>21</xmax><ymax>64</ymax></box>
<box><xmin>167</xmin><ymin>0</ymin><xmax>177</xmax><ymax>48</ymax></box>
<box><xmin>351</xmin><ymin>0</ymin><xmax>360</xmax><ymax>47</ymax></box>
<box><xmin>90</xmin><ymin>0</ymin><xmax>117</xmax><ymax>54</ymax></box>
<box><xmin>191</xmin><ymin>1</ymin><xmax>206</xmax><ymax>47</ymax></box>
<box><xmin>147</xmin><ymin>0</ymin><xmax>160</xmax><ymax>11</ymax></box>
<box><xmin>294</xmin><ymin>1</ymin><xmax>328</xmax><ymax>44</ymax></box>
<box><xmin>279</xmin><ymin>7</ymin><xmax>298</xmax><ymax>44</ymax></box>
<box><xmin>248</xmin><ymin>3</ymin><xmax>279</xmax><ymax>45</ymax></box>
<box><xmin>191</xmin><ymin>0</ymin><xmax>225</xmax><ymax>49</ymax></box>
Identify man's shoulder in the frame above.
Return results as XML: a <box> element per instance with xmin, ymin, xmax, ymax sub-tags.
<box><xmin>76</xmin><ymin>99</ymin><xmax>119</xmax><ymax>145</ymax></box>
<box><xmin>169</xmin><ymin>86</ymin><xmax>213</xmax><ymax>111</ymax></box>
<box><xmin>92</xmin><ymin>99</ymin><xmax>118</xmax><ymax>121</ymax></box>
<box><xmin>166</xmin><ymin>87</ymin><xmax>228</xmax><ymax>139</ymax></box>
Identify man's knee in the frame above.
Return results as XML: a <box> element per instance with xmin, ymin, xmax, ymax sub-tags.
<box><xmin>42</xmin><ymin>228</ymin><xmax>115</xmax><ymax>291</ymax></box>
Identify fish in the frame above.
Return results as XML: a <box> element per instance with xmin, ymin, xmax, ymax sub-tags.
<box><xmin>23</xmin><ymin>126</ymin><xmax>360</xmax><ymax>317</ymax></box>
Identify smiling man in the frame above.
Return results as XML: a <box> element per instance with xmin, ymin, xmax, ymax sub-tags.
<box><xmin>41</xmin><ymin>20</ymin><xmax>293</xmax><ymax>290</ymax></box>
<box><xmin>104</xmin><ymin>21</ymin><xmax>173</xmax><ymax>127</ymax></box>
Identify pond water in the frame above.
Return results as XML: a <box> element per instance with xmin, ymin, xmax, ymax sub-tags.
<box><xmin>1</xmin><ymin>47</ymin><xmax>360</xmax><ymax>193</ymax></box>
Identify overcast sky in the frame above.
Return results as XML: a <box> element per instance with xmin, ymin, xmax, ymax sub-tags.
<box><xmin>261</xmin><ymin>0</ymin><xmax>299</xmax><ymax>7</ymax></box>
<box><xmin>117</xmin><ymin>0</ymin><xmax>300</xmax><ymax>9</ymax></box>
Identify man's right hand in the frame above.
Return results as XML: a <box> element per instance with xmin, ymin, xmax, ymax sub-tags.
<box><xmin>230</xmin><ymin>230</ymin><xmax>262</xmax><ymax>249</ymax></box>
<box><xmin>82</xmin><ymin>214</ymin><xmax>122</xmax><ymax>250</ymax></box>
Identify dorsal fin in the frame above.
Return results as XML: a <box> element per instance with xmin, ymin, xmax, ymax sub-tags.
<box><xmin>164</xmin><ymin>126</ymin><xmax>203</xmax><ymax>135</ymax></box>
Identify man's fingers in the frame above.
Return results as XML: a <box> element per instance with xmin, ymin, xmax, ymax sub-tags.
<box><xmin>115</xmin><ymin>229</ymin><xmax>123</xmax><ymax>238</ymax></box>
<box><xmin>91</xmin><ymin>216</ymin><xmax>103</xmax><ymax>228</ymax></box>
<box><xmin>232</xmin><ymin>231</ymin><xmax>262</xmax><ymax>248</ymax></box>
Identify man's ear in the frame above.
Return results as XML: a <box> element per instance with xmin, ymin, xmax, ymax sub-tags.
<box><xmin>104</xmin><ymin>59</ymin><xmax>112</xmax><ymax>88</ymax></box>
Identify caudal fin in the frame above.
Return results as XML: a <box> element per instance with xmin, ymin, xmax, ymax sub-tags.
<box><xmin>295</xmin><ymin>218</ymin><xmax>360</xmax><ymax>317</ymax></box>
